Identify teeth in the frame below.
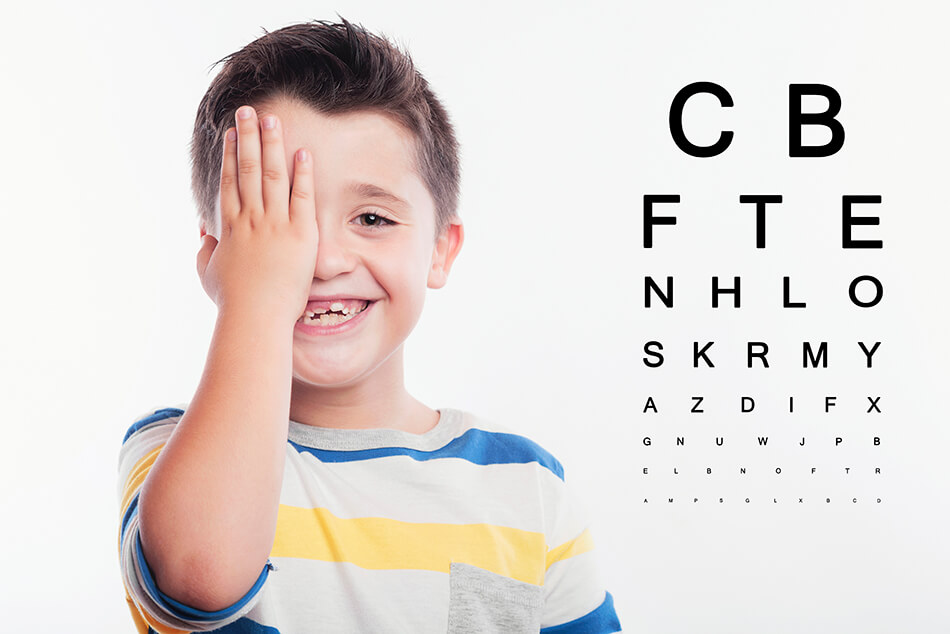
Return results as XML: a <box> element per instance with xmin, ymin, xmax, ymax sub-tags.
<box><xmin>299</xmin><ymin>300</ymin><xmax>369</xmax><ymax>325</ymax></box>
<box><xmin>307</xmin><ymin>311</ymin><xmax>352</xmax><ymax>326</ymax></box>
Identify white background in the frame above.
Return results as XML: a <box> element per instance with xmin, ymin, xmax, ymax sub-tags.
<box><xmin>2</xmin><ymin>0</ymin><xmax>948</xmax><ymax>632</ymax></box>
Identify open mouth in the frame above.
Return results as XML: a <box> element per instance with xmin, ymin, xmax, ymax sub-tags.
<box><xmin>298</xmin><ymin>300</ymin><xmax>372</xmax><ymax>327</ymax></box>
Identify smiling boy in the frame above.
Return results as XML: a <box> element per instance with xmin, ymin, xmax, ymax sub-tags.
<box><xmin>117</xmin><ymin>18</ymin><xmax>620</xmax><ymax>633</ymax></box>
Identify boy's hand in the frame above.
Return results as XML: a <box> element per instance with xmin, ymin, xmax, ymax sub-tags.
<box><xmin>197</xmin><ymin>105</ymin><xmax>318</xmax><ymax>326</ymax></box>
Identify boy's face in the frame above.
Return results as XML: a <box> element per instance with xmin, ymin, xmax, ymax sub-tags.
<box><xmin>211</xmin><ymin>98</ymin><xmax>462</xmax><ymax>390</ymax></box>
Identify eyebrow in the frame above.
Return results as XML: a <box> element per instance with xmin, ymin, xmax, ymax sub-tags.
<box><xmin>346</xmin><ymin>182</ymin><xmax>410</xmax><ymax>208</ymax></box>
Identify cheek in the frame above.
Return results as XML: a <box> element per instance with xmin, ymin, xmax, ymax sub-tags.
<box><xmin>383</xmin><ymin>248</ymin><xmax>433</xmax><ymax>317</ymax></box>
<box><xmin>394</xmin><ymin>258</ymin><xmax>431</xmax><ymax>307</ymax></box>
<box><xmin>378</xmin><ymin>235</ymin><xmax>436</xmax><ymax>286</ymax></box>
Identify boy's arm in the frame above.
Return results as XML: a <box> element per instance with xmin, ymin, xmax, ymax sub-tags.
<box><xmin>136</xmin><ymin>308</ymin><xmax>291</xmax><ymax>612</ymax></box>
<box><xmin>135</xmin><ymin>106</ymin><xmax>318</xmax><ymax>614</ymax></box>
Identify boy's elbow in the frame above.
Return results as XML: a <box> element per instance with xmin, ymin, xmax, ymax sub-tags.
<box><xmin>138</xmin><ymin>515</ymin><xmax>263</xmax><ymax>613</ymax></box>
<box><xmin>136</xmin><ymin>477</ymin><xmax>269</xmax><ymax>613</ymax></box>
<box><xmin>152</xmin><ymin>548</ymin><xmax>260</xmax><ymax>613</ymax></box>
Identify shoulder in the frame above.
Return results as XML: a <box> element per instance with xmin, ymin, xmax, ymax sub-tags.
<box><xmin>119</xmin><ymin>404</ymin><xmax>188</xmax><ymax>466</ymax></box>
<box><xmin>121</xmin><ymin>404</ymin><xmax>188</xmax><ymax>442</ymax></box>
<box><xmin>445</xmin><ymin>408</ymin><xmax>565</xmax><ymax>482</ymax></box>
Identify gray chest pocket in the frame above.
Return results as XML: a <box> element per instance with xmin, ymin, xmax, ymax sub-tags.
<box><xmin>446</xmin><ymin>562</ymin><xmax>543</xmax><ymax>634</ymax></box>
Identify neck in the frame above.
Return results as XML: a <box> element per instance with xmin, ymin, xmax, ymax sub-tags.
<box><xmin>288</xmin><ymin>346</ymin><xmax>438</xmax><ymax>434</ymax></box>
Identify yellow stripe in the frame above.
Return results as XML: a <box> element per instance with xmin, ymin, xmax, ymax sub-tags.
<box><xmin>120</xmin><ymin>444</ymin><xmax>165</xmax><ymax>517</ymax></box>
<box><xmin>272</xmin><ymin>504</ymin><xmax>547</xmax><ymax>585</ymax></box>
<box><xmin>545</xmin><ymin>528</ymin><xmax>594</xmax><ymax>570</ymax></box>
<box><xmin>125</xmin><ymin>593</ymin><xmax>150</xmax><ymax>634</ymax></box>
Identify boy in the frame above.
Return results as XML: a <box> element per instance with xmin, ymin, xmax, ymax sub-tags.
<box><xmin>118</xmin><ymin>18</ymin><xmax>621</xmax><ymax>633</ymax></box>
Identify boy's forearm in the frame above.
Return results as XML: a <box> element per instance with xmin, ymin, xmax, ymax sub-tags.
<box><xmin>138</xmin><ymin>308</ymin><xmax>294</xmax><ymax>612</ymax></box>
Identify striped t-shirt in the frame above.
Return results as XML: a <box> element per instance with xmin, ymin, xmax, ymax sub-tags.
<box><xmin>118</xmin><ymin>405</ymin><xmax>621</xmax><ymax>633</ymax></box>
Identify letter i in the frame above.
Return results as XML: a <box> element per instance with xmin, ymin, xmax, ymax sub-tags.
<box><xmin>789</xmin><ymin>396</ymin><xmax>794</xmax><ymax>413</ymax></box>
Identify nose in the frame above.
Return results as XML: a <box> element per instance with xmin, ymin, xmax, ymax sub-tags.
<box><xmin>312</xmin><ymin>221</ymin><xmax>357</xmax><ymax>280</ymax></box>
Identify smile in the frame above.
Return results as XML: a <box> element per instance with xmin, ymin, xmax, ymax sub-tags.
<box><xmin>298</xmin><ymin>299</ymin><xmax>372</xmax><ymax>327</ymax></box>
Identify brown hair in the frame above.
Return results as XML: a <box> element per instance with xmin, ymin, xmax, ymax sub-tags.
<box><xmin>189</xmin><ymin>18</ymin><xmax>460</xmax><ymax>238</ymax></box>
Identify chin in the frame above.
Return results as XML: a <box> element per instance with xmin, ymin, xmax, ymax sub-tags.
<box><xmin>291</xmin><ymin>342</ymin><xmax>402</xmax><ymax>391</ymax></box>
<box><xmin>292</xmin><ymin>365</ymin><xmax>366</xmax><ymax>389</ymax></box>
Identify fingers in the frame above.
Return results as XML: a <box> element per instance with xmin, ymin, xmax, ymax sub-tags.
<box><xmin>289</xmin><ymin>147</ymin><xmax>315</xmax><ymax>224</ymax></box>
<box><xmin>235</xmin><ymin>105</ymin><xmax>263</xmax><ymax>219</ymax></box>
<box><xmin>221</xmin><ymin>105</ymin><xmax>299</xmax><ymax>229</ymax></box>
<box><xmin>219</xmin><ymin>127</ymin><xmax>240</xmax><ymax>225</ymax></box>
<box><xmin>259</xmin><ymin>114</ymin><xmax>290</xmax><ymax>216</ymax></box>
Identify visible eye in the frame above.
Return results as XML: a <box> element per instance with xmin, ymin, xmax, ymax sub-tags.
<box><xmin>353</xmin><ymin>211</ymin><xmax>396</xmax><ymax>229</ymax></box>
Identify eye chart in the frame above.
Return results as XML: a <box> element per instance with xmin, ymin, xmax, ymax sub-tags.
<box><xmin>636</xmin><ymin>82</ymin><xmax>890</xmax><ymax>508</ymax></box>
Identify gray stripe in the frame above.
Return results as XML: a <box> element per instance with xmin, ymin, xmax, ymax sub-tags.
<box><xmin>286</xmin><ymin>407</ymin><xmax>466</xmax><ymax>451</ymax></box>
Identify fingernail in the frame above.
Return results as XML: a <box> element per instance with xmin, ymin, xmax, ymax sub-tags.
<box><xmin>237</xmin><ymin>106</ymin><xmax>253</xmax><ymax>120</ymax></box>
<box><xmin>297</xmin><ymin>148</ymin><xmax>309</xmax><ymax>162</ymax></box>
<box><xmin>261</xmin><ymin>116</ymin><xmax>276</xmax><ymax>130</ymax></box>
<box><xmin>226</xmin><ymin>128</ymin><xmax>237</xmax><ymax>142</ymax></box>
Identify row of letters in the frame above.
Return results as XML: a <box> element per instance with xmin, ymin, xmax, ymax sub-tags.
<box><xmin>641</xmin><ymin>436</ymin><xmax>882</xmax><ymax>446</ymax></box>
<box><xmin>641</xmin><ymin>497</ymin><xmax>884</xmax><ymax>504</ymax></box>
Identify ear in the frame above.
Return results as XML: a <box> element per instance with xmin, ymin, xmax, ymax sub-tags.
<box><xmin>427</xmin><ymin>219</ymin><xmax>464</xmax><ymax>289</ymax></box>
<box><xmin>196</xmin><ymin>222</ymin><xmax>218</xmax><ymax>298</ymax></box>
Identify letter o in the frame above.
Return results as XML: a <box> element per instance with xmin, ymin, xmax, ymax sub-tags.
<box><xmin>849</xmin><ymin>275</ymin><xmax>883</xmax><ymax>308</ymax></box>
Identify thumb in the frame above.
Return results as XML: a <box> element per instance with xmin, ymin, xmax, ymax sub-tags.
<box><xmin>196</xmin><ymin>234</ymin><xmax>218</xmax><ymax>295</ymax></box>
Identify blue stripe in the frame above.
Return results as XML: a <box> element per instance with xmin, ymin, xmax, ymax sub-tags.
<box><xmin>541</xmin><ymin>591</ymin><xmax>621</xmax><ymax>633</ymax></box>
<box><xmin>290</xmin><ymin>427</ymin><xmax>565</xmax><ymax>480</ymax></box>
<box><xmin>120</xmin><ymin>493</ymin><xmax>139</xmax><ymax>542</ymax></box>
<box><xmin>122</xmin><ymin>408</ymin><xmax>184</xmax><ymax>444</ymax></box>
<box><xmin>134</xmin><ymin>532</ymin><xmax>272</xmax><ymax>622</ymax></box>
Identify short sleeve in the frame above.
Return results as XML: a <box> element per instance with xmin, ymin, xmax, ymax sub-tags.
<box><xmin>540</xmin><ymin>469</ymin><xmax>622</xmax><ymax>633</ymax></box>
<box><xmin>117</xmin><ymin>406</ymin><xmax>272</xmax><ymax>633</ymax></box>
